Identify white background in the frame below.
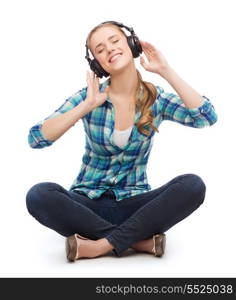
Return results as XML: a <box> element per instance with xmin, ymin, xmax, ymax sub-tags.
<box><xmin>0</xmin><ymin>0</ymin><xmax>235</xmax><ymax>277</ymax></box>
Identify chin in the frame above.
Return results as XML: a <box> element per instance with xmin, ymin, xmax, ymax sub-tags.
<box><xmin>108</xmin><ymin>60</ymin><xmax>133</xmax><ymax>76</ymax></box>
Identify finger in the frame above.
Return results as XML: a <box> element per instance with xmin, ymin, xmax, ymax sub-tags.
<box><xmin>141</xmin><ymin>43</ymin><xmax>152</xmax><ymax>55</ymax></box>
<box><xmin>140</xmin><ymin>40</ymin><xmax>152</xmax><ymax>52</ymax></box>
<box><xmin>139</xmin><ymin>39</ymin><xmax>147</xmax><ymax>46</ymax></box>
<box><xmin>86</xmin><ymin>70</ymin><xmax>93</xmax><ymax>86</ymax></box>
<box><xmin>143</xmin><ymin>49</ymin><xmax>151</xmax><ymax>58</ymax></box>
<box><xmin>140</xmin><ymin>56</ymin><xmax>148</xmax><ymax>69</ymax></box>
<box><xmin>144</xmin><ymin>46</ymin><xmax>154</xmax><ymax>56</ymax></box>
<box><xmin>89</xmin><ymin>71</ymin><xmax>95</xmax><ymax>88</ymax></box>
<box><xmin>86</xmin><ymin>70</ymin><xmax>90</xmax><ymax>85</ymax></box>
<box><xmin>144</xmin><ymin>41</ymin><xmax>155</xmax><ymax>49</ymax></box>
<box><xmin>86</xmin><ymin>71</ymin><xmax>92</xmax><ymax>98</ymax></box>
<box><xmin>142</xmin><ymin>50</ymin><xmax>151</xmax><ymax>62</ymax></box>
<box><xmin>92</xmin><ymin>72</ymin><xmax>98</xmax><ymax>90</ymax></box>
<box><xmin>139</xmin><ymin>39</ymin><xmax>146</xmax><ymax>47</ymax></box>
<box><xmin>141</xmin><ymin>42</ymin><xmax>148</xmax><ymax>52</ymax></box>
<box><xmin>140</xmin><ymin>40</ymin><xmax>154</xmax><ymax>52</ymax></box>
<box><xmin>145</xmin><ymin>42</ymin><xmax>158</xmax><ymax>53</ymax></box>
<box><xmin>94</xmin><ymin>74</ymin><xmax>99</xmax><ymax>92</ymax></box>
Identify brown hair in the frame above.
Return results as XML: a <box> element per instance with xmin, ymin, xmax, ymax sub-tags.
<box><xmin>86</xmin><ymin>22</ymin><xmax>159</xmax><ymax>136</ymax></box>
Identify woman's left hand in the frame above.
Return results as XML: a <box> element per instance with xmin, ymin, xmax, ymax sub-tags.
<box><xmin>139</xmin><ymin>40</ymin><xmax>171</xmax><ymax>76</ymax></box>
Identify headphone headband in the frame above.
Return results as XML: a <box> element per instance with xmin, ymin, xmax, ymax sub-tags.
<box><xmin>100</xmin><ymin>21</ymin><xmax>135</xmax><ymax>34</ymax></box>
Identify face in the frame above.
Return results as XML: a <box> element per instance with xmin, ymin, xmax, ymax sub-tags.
<box><xmin>89</xmin><ymin>25</ymin><xmax>133</xmax><ymax>75</ymax></box>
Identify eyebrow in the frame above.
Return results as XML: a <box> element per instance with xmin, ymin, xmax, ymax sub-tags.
<box><xmin>95</xmin><ymin>34</ymin><xmax>119</xmax><ymax>50</ymax></box>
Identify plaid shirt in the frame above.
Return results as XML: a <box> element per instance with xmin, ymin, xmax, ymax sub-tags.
<box><xmin>28</xmin><ymin>78</ymin><xmax>218</xmax><ymax>201</ymax></box>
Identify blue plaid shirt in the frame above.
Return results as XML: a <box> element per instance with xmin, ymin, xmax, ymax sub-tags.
<box><xmin>28</xmin><ymin>78</ymin><xmax>218</xmax><ymax>201</ymax></box>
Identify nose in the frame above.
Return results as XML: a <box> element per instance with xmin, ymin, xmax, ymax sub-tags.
<box><xmin>107</xmin><ymin>43</ymin><xmax>116</xmax><ymax>54</ymax></box>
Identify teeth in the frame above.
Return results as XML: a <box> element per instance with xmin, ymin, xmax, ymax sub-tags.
<box><xmin>110</xmin><ymin>54</ymin><xmax>121</xmax><ymax>63</ymax></box>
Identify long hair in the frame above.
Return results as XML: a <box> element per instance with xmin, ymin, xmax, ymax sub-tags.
<box><xmin>86</xmin><ymin>22</ymin><xmax>159</xmax><ymax>136</ymax></box>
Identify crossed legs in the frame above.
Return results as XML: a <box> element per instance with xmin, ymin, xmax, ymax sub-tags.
<box><xmin>26</xmin><ymin>173</ymin><xmax>206</xmax><ymax>259</ymax></box>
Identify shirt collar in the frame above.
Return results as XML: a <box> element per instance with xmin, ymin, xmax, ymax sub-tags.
<box><xmin>100</xmin><ymin>78</ymin><xmax>112</xmax><ymax>104</ymax></box>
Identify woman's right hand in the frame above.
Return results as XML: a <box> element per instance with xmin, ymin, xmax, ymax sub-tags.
<box><xmin>84</xmin><ymin>70</ymin><xmax>109</xmax><ymax>109</ymax></box>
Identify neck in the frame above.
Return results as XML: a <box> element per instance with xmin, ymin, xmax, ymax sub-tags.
<box><xmin>108</xmin><ymin>63</ymin><xmax>139</xmax><ymax>100</ymax></box>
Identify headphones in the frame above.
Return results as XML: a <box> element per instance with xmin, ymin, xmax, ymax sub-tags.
<box><xmin>85</xmin><ymin>21</ymin><xmax>143</xmax><ymax>78</ymax></box>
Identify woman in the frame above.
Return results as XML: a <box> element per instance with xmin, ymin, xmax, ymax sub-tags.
<box><xmin>26</xmin><ymin>21</ymin><xmax>217</xmax><ymax>262</ymax></box>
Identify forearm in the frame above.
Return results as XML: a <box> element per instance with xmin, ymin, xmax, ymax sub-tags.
<box><xmin>160</xmin><ymin>67</ymin><xmax>205</xmax><ymax>109</ymax></box>
<box><xmin>41</xmin><ymin>101</ymin><xmax>93</xmax><ymax>142</ymax></box>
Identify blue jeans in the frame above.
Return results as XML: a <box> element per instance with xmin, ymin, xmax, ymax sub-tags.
<box><xmin>25</xmin><ymin>173</ymin><xmax>206</xmax><ymax>256</ymax></box>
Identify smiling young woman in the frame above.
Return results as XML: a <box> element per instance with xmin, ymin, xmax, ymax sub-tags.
<box><xmin>26</xmin><ymin>21</ymin><xmax>217</xmax><ymax>262</ymax></box>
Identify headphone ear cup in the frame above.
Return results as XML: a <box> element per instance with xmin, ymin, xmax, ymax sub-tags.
<box><xmin>127</xmin><ymin>35</ymin><xmax>143</xmax><ymax>58</ymax></box>
<box><xmin>90</xmin><ymin>59</ymin><xmax>110</xmax><ymax>78</ymax></box>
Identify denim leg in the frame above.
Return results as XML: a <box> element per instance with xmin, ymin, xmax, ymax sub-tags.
<box><xmin>25</xmin><ymin>182</ymin><xmax>117</xmax><ymax>239</ymax></box>
<box><xmin>105</xmin><ymin>174</ymin><xmax>206</xmax><ymax>256</ymax></box>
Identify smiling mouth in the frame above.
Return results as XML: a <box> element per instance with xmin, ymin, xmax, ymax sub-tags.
<box><xmin>109</xmin><ymin>53</ymin><xmax>123</xmax><ymax>63</ymax></box>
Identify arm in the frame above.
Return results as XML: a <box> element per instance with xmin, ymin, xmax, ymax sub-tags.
<box><xmin>28</xmin><ymin>87</ymin><xmax>92</xmax><ymax>149</ymax></box>
<box><xmin>139</xmin><ymin>40</ymin><xmax>218</xmax><ymax>128</ymax></box>
<box><xmin>160</xmin><ymin>67</ymin><xmax>205</xmax><ymax>109</ymax></box>
<box><xmin>28</xmin><ymin>71</ymin><xmax>109</xmax><ymax>149</ymax></box>
<box><xmin>156</xmin><ymin>85</ymin><xmax>217</xmax><ymax>128</ymax></box>
<box><xmin>41</xmin><ymin>101</ymin><xmax>93</xmax><ymax>141</ymax></box>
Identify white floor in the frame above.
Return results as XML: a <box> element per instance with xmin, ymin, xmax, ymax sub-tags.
<box><xmin>1</xmin><ymin>183</ymin><xmax>235</xmax><ymax>278</ymax></box>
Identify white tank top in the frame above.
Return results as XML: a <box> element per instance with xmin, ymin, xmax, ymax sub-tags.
<box><xmin>112</xmin><ymin>126</ymin><xmax>133</xmax><ymax>148</ymax></box>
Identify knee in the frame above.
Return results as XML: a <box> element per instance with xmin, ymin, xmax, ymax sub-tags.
<box><xmin>26</xmin><ymin>182</ymin><xmax>59</xmax><ymax>216</ymax></box>
<box><xmin>182</xmin><ymin>174</ymin><xmax>206</xmax><ymax>205</ymax></box>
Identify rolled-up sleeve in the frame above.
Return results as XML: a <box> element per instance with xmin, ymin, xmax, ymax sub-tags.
<box><xmin>28</xmin><ymin>87</ymin><xmax>87</xmax><ymax>149</ymax></box>
<box><xmin>156</xmin><ymin>86</ymin><xmax>218</xmax><ymax>128</ymax></box>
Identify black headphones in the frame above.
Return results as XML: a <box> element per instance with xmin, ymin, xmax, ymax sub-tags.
<box><xmin>85</xmin><ymin>21</ymin><xmax>143</xmax><ymax>78</ymax></box>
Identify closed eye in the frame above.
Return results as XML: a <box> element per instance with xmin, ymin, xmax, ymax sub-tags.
<box><xmin>98</xmin><ymin>40</ymin><xmax>119</xmax><ymax>54</ymax></box>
